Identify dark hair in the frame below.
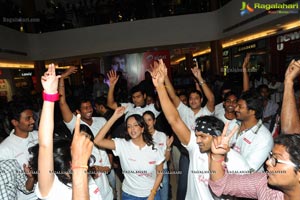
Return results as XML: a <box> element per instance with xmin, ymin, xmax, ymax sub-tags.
<box><xmin>7</xmin><ymin>101</ymin><xmax>33</xmax><ymax>122</ymax></box>
<box><xmin>257</xmin><ymin>84</ymin><xmax>269</xmax><ymax>92</ymax></box>
<box><xmin>130</xmin><ymin>85</ymin><xmax>145</xmax><ymax>96</ymax></box>
<box><xmin>195</xmin><ymin>116</ymin><xmax>225</xmax><ymax>136</ymax></box>
<box><xmin>220</xmin><ymin>83</ymin><xmax>233</xmax><ymax>94</ymax></box>
<box><xmin>143</xmin><ymin>111</ymin><xmax>155</xmax><ymax>120</ymax></box>
<box><xmin>274</xmin><ymin>134</ymin><xmax>300</xmax><ymax>172</ymax></box>
<box><xmin>29</xmin><ymin>138</ymin><xmax>72</xmax><ymax>186</ymax></box>
<box><xmin>189</xmin><ymin>89</ymin><xmax>203</xmax><ymax>99</ymax></box>
<box><xmin>76</xmin><ymin>98</ymin><xmax>92</xmax><ymax>110</ymax></box>
<box><xmin>224</xmin><ymin>91</ymin><xmax>238</xmax><ymax>101</ymax></box>
<box><xmin>125</xmin><ymin>114</ymin><xmax>155</xmax><ymax>149</ymax></box>
<box><xmin>94</xmin><ymin>97</ymin><xmax>109</xmax><ymax>109</ymax></box>
<box><xmin>72</xmin><ymin>124</ymin><xmax>95</xmax><ymax>142</ymax></box>
<box><xmin>239</xmin><ymin>91</ymin><xmax>263</xmax><ymax>120</ymax></box>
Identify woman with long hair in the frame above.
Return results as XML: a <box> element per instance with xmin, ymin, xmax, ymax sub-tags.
<box><xmin>143</xmin><ymin>111</ymin><xmax>173</xmax><ymax>200</ymax></box>
<box><xmin>94</xmin><ymin>109</ymin><xmax>164</xmax><ymax>200</ymax></box>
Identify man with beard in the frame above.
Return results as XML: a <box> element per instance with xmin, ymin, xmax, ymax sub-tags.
<box><xmin>231</xmin><ymin>91</ymin><xmax>273</xmax><ymax>172</ymax></box>
<box><xmin>0</xmin><ymin>102</ymin><xmax>37</xmax><ymax>200</ymax></box>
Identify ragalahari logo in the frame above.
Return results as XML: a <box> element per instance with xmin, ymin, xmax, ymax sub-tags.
<box><xmin>240</xmin><ymin>2</ymin><xmax>254</xmax><ymax>16</ymax></box>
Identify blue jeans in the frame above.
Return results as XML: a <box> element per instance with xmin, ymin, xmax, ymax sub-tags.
<box><xmin>122</xmin><ymin>191</ymin><xmax>161</xmax><ymax>200</ymax></box>
<box><xmin>176</xmin><ymin>153</ymin><xmax>189</xmax><ymax>200</ymax></box>
<box><xmin>159</xmin><ymin>168</ymin><xmax>169</xmax><ymax>200</ymax></box>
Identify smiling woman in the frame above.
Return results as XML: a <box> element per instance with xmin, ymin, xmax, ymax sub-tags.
<box><xmin>93</xmin><ymin>108</ymin><xmax>165</xmax><ymax>200</ymax></box>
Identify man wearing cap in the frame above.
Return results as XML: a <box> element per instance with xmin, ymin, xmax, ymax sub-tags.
<box><xmin>152</xmin><ymin>59</ymin><xmax>250</xmax><ymax>200</ymax></box>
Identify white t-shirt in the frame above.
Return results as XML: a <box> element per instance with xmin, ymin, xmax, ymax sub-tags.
<box><xmin>177</xmin><ymin>102</ymin><xmax>213</xmax><ymax>131</ymax></box>
<box><xmin>152</xmin><ymin>130</ymin><xmax>168</xmax><ymax>169</ymax></box>
<box><xmin>231</xmin><ymin>120</ymin><xmax>273</xmax><ymax>172</ymax></box>
<box><xmin>214</xmin><ymin>102</ymin><xmax>225</xmax><ymax>119</ymax></box>
<box><xmin>215</xmin><ymin>115</ymin><xmax>239</xmax><ymax>135</ymax></box>
<box><xmin>0</xmin><ymin>130</ymin><xmax>38</xmax><ymax>200</ymax></box>
<box><xmin>91</xmin><ymin>146</ymin><xmax>113</xmax><ymax>200</ymax></box>
<box><xmin>183</xmin><ymin>132</ymin><xmax>250</xmax><ymax>200</ymax></box>
<box><xmin>64</xmin><ymin>115</ymin><xmax>107</xmax><ymax>138</ymax></box>
<box><xmin>35</xmin><ymin>174</ymin><xmax>102</xmax><ymax>200</ymax></box>
<box><xmin>65</xmin><ymin>115</ymin><xmax>112</xmax><ymax>199</ymax></box>
<box><xmin>263</xmin><ymin>100</ymin><xmax>279</xmax><ymax>130</ymax></box>
<box><xmin>268</xmin><ymin>82</ymin><xmax>283</xmax><ymax>103</ymax></box>
<box><xmin>120</xmin><ymin>102</ymin><xmax>160</xmax><ymax>120</ymax></box>
<box><xmin>112</xmin><ymin>138</ymin><xmax>165</xmax><ymax>197</ymax></box>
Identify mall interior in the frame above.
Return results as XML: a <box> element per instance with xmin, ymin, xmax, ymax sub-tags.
<box><xmin>0</xmin><ymin>0</ymin><xmax>300</xmax><ymax>199</ymax></box>
<box><xmin>0</xmin><ymin>0</ymin><xmax>299</xmax><ymax>102</ymax></box>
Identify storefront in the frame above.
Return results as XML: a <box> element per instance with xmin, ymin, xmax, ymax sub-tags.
<box><xmin>270</xmin><ymin>28</ymin><xmax>300</xmax><ymax>79</ymax></box>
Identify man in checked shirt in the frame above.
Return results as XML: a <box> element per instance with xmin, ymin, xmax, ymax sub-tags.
<box><xmin>0</xmin><ymin>159</ymin><xmax>34</xmax><ymax>200</ymax></box>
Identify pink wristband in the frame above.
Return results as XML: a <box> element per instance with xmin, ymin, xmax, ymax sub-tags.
<box><xmin>43</xmin><ymin>91</ymin><xmax>59</xmax><ymax>102</ymax></box>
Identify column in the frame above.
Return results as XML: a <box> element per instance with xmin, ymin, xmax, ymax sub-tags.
<box><xmin>210</xmin><ymin>40</ymin><xmax>223</xmax><ymax>75</ymax></box>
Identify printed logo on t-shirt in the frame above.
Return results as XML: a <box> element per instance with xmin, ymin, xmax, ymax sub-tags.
<box><xmin>149</xmin><ymin>161</ymin><xmax>156</xmax><ymax>164</ymax></box>
<box><xmin>233</xmin><ymin>145</ymin><xmax>241</xmax><ymax>153</ymax></box>
<box><xmin>94</xmin><ymin>187</ymin><xmax>100</xmax><ymax>194</ymax></box>
<box><xmin>243</xmin><ymin>137</ymin><xmax>251</xmax><ymax>144</ymax></box>
<box><xmin>158</xmin><ymin>143</ymin><xmax>164</xmax><ymax>146</ymax></box>
<box><xmin>128</xmin><ymin>158</ymin><xmax>136</xmax><ymax>162</ymax></box>
<box><xmin>198</xmin><ymin>175</ymin><xmax>209</xmax><ymax>185</ymax></box>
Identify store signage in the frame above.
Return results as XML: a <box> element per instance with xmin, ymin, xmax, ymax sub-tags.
<box><xmin>238</xmin><ymin>43</ymin><xmax>256</xmax><ymax>52</ymax></box>
<box><xmin>21</xmin><ymin>72</ymin><xmax>32</xmax><ymax>76</ymax></box>
<box><xmin>277</xmin><ymin>30</ymin><xmax>300</xmax><ymax>51</ymax></box>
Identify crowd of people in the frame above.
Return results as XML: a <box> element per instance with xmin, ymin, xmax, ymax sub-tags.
<box><xmin>0</xmin><ymin>55</ymin><xmax>299</xmax><ymax>200</ymax></box>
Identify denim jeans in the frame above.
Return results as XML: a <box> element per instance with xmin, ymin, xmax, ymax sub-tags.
<box><xmin>122</xmin><ymin>191</ymin><xmax>161</xmax><ymax>200</ymax></box>
<box><xmin>159</xmin><ymin>168</ymin><xmax>169</xmax><ymax>200</ymax></box>
<box><xmin>176</xmin><ymin>153</ymin><xmax>189</xmax><ymax>200</ymax></box>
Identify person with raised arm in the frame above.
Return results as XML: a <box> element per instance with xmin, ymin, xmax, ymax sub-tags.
<box><xmin>161</xmin><ymin>60</ymin><xmax>215</xmax><ymax>199</ymax></box>
<box><xmin>107</xmin><ymin>70</ymin><xmax>160</xmax><ymax>120</ymax></box>
<box><xmin>281</xmin><ymin>59</ymin><xmax>300</xmax><ymax>134</ymax></box>
<box><xmin>209</xmin><ymin>125</ymin><xmax>300</xmax><ymax>200</ymax></box>
<box><xmin>30</xmin><ymin>64</ymin><xmax>101</xmax><ymax>200</ymax></box>
<box><xmin>94</xmin><ymin>107</ymin><xmax>164</xmax><ymax>200</ymax></box>
<box><xmin>71</xmin><ymin>115</ymin><xmax>94</xmax><ymax>200</ymax></box>
<box><xmin>214</xmin><ymin>53</ymin><xmax>250</xmax><ymax>118</ymax></box>
<box><xmin>59</xmin><ymin>67</ymin><xmax>113</xmax><ymax>200</ymax></box>
<box><xmin>151</xmin><ymin>59</ymin><xmax>249</xmax><ymax>200</ymax></box>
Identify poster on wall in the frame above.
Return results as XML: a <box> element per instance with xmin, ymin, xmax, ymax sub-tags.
<box><xmin>103</xmin><ymin>50</ymin><xmax>170</xmax><ymax>90</ymax></box>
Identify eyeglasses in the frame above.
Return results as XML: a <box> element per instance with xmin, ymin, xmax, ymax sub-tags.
<box><xmin>268</xmin><ymin>152</ymin><xmax>297</xmax><ymax>168</ymax></box>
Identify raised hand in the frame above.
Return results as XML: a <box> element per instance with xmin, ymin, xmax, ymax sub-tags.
<box><xmin>107</xmin><ymin>70</ymin><xmax>119</xmax><ymax>86</ymax></box>
<box><xmin>285</xmin><ymin>59</ymin><xmax>300</xmax><ymax>82</ymax></box>
<box><xmin>71</xmin><ymin>114</ymin><xmax>93</xmax><ymax>167</ymax></box>
<box><xmin>191</xmin><ymin>66</ymin><xmax>202</xmax><ymax>81</ymax></box>
<box><xmin>150</xmin><ymin>59</ymin><xmax>166</xmax><ymax>87</ymax></box>
<box><xmin>242</xmin><ymin>53</ymin><xmax>251</xmax><ymax>70</ymax></box>
<box><xmin>61</xmin><ymin>66</ymin><xmax>78</xmax><ymax>79</ymax></box>
<box><xmin>211</xmin><ymin>123</ymin><xmax>239</xmax><ymax>155</ymax></box>
<box><xmin>112</xmin><ymin>106</ymin><xmax>126</xmax><ymax>119</ymax></box>
<box><xmin>41</xmin><ymin>63</ymin><xmax>60</xmax><ymax>94</ymax></box>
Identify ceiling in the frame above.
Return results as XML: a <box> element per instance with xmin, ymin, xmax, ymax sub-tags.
<box><xmin>0</xmin><ymin>0</ymin><xmax>231</xmax><ymax>33</ymax></box>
